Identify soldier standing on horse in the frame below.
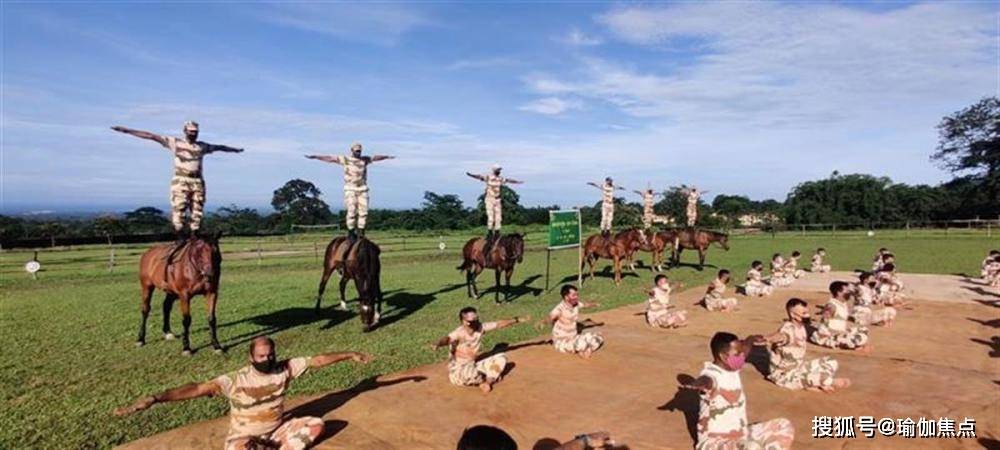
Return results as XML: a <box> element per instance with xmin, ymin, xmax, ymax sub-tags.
<box><xmin>111</xmin><ymin>121</ymin><xmax>244</xmax><ymax>244</ymax></box>
<box><xmin>466</xmin><ymin>164</ymin><xmax>523</xmax><ymax>254</ymax></box>
<box><xmin>306</xmin><ymin>142</ymin><xmax>394</xmax><ymax>242</ymax></box>
<box><xmin>632</xmin><ymin>188</ymin><xmax>669</xmax><ymax>231</ymax></box>
<box><xmin>682</xmin><ymin>186</ymin><xmax>703</xmax><ymax>227</ymax></box>
<box><xmin>588</xmin><ymin>177</ymin><xmax>625</xmax><ymax>238</ymax></box>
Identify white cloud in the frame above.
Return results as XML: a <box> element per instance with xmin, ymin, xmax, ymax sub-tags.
<box><xmin>557</xmin><ymin>28</ymin><xmax>603</xmax><ymax>46</ymax></box>
<box><xmin>518</xmin><ymin>97</ymin><xmax>582</xmax><ymax>115</ymax></box>
<box><xmin>446</xmin><ymin>57</ymin><xmax>519</xmax><ymax>71</ymax></box>
<box><xmin>252</xmin><ymin>3</ymin><xmax>433</xmax><ymax>46</ymax></box>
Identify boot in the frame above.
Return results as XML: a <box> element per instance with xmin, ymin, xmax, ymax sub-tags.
<box><xmin>483</xmin><ymin>230</ymin><xmax>495</xmax><ymax>255</ymax></box>
<box><xmin>357</xmin><ymin>228</ymin><xmax>366</xmax><ymax>240</ymax></box>
<box><xmin>173</xmin><ymin>229</ymin><xmax>188</xmax><ymax>247</ymax></box>
<box><xmin>347</xmin><ymin>228</ymin><xmax>357</xmax><ymax>243</ymax></box>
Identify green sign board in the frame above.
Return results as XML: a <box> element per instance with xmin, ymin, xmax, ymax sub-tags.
<box><xmin>548</xmin><ymin>210</ymin><xmax>581</xmax><ymax>249</ymax></box>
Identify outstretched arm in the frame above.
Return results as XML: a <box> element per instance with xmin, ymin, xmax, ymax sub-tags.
<box><xmin>505</xmin><ymin>178</ymin><xmax>524</xmax><ymax>185</ymax></box>
<box><xmin>208</xmin><ymin>144</ymin><xmax>244</xmax><ymax>153</ymax></box>
<box><xmin>113</xmin><ymin>380</ymin><xmax>220</xmax><ymax>416</ymax></box>
<box><xmin>494</xmin><ymin>315</ymin><xmax>529</xmax><ymax>330</ymax></box>
<box><xmin>305</xmin><ymin>155</ymin><xmax>343</xmax><ymax>164</ymax></box>
<box><xmin>431</xmin><ymin>335</ymin><xmax>453</xmax><ymax>350</ymax></box>
<box><xmin>680</xmin><ymin>375</ymin><xmax>715</xmax><ymax>393</ymax></box>
<box><xmin>110</xmin><ymin>126</ymin><xmax>167</xmax><ymax>146</ymax></box>
<box><xmin>466</xmin><ymin>172</ymin><xmax>486</xmax><ymax>181</ymax></box>
<box><xmin>616</xmin><ymin>185</ymin><xmax>627</xmax><ymax>191</ymax></box>
<box><xmin>632</xmin><ymin>190</ymin><xmax>644</xmax><ymax>196</ymax></box>
<box><xmin>309</xmin><ymin>351</ymin><xmax>372</xmax><ymax>369</ymax></box>
<box><xmin>370</xmin><ymin>155</ymin><xmax>395</xmax><ymax>162</ymax></box>
<box><xmin>586</xmin><ymin>182</ymin><xmax>601</xmax><ymax>189</ymax></box>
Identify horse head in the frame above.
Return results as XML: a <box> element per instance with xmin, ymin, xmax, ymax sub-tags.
<box><xmin>505</xmin><ymin>233</ymin><xmax>525</xmax><ymax>264</ymax></box>
<box><xmin>714</xmin><ymin>232</ymin><xmax>730</xmax><ymax>250</ymax></box>
<box><xmin>187</xmin><ymin>237</ymin><xmax>221</xmax><ymax>281</ymax></box>
<box><xmin>354</xmin><ymin>239</ymin><xmax>382</xmax><ymax>332</ymax></box>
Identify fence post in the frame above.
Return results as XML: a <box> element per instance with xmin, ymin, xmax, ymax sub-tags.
<box><xmin>107</xmin><ymin>234</ymin><xmax>115</xmax><ymax>273</ymax></box>
<box><xmin>402</xmin><ymin>237</ymin><xmax>407</xmax><ymax>251</ymax></box>
<box><xmin>313</xmin><ymin>242</ymin><xmax>319</xmax><ymax>262</ymax></box>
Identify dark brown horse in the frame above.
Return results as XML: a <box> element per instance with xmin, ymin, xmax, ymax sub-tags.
<box><xmin>581</xmin><ymin>232</ymin><xmax>631</xmax><ymax>285</ymax></box>
<box><xmin>457</xmin><ymin>233</ymin><xmax>525</xmax><ymax>302</ymax></box>
<box><xmin>670</xmin><ymin>227</ymin><xmax>730</xmax><ymax>270</ymax></box>
<box><xmin>137</xmin><ymin>235</ymin><xmax>222</xmax><ymax>355</ymax></box>
<box><xmin>617</xmin><ymin>228</ymin><xmax>677</xmax><ymax>272</ymax></box>
<box><xmin>315</xmin><ymin>237</ymin><xmax>383</xmax><ymax>332</ymax></box>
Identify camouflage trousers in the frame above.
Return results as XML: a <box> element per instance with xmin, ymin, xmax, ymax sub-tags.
<box><xmin>704</xmin><ymin>295</ymin><xmax>738</xmax><ymax>311</ymax></box>
<box><xmin>811</xmin><ymin>264</ymin><xmax>831</xmax><ymax>273</ymax></box>
<box><xmin>853</xmin><ymin>306</ymin><xmax>897</xmax><ymax>327</ymax></box>
<box><xmin>745</xmin><ymin>280</ymin><xmax>773</xmax><ymax>297</ymax></box>
<box><xmin>554</xmin><ymin>332</ymin><xmax>604</xmax><ymax>354</ymax></box>
<box><xmin>485</xmin><ymin>196</ymin><xmax>502</xmax><ymax>230</ymax></box>
<box><xmin>769</xmin><ymin>356</ymin><xmax>838</xmax><ymax>390</ymax></box>
<box><xmin>647</xmin><ymin>309</ymin><xmax>688</xmax><ymax>328</ymax></box>
<box><xmin>809</xmin><ymin>323</ymin><xmax>869</xmax><ymax>349</ymax></box>
<box><xmin>344</xmin><ymin>189</ymin><xmax>369</xmax><ymax>230</ymax></box>
<box><xmin>225</xmin><ymin>416</ymin><xmax>324</xmax><ymax>450</ymax></box>
<box><xmin>601</xmin><ymin>203</ymin><xmax>614</xmax><ymax>231</ymax></box>
<box><xmin>642</xmin><ymin>213</ymin><xmax>669</xmax><ymax>229</ymax></box>
<box><xmin>770</xmin><ymin>274</ymin><xmax>793</xmax><ymax>287</ymax></box>
<box><xmin>448</xmin><ymin>353</ymin><xmax>508</xmax><ymax>386</ymax></box>
<box><xmin>170</xmin><ymin>176</ymin><xmax>205</xmax><ymax>232</ymax></box>
<box><xmin>697</xmin><ymin>418</ymin><xmax>795</xmax><ymax>450</ymax></box>
<box><xmin>686</xmin><ymin>205</ymin><xmax>697</xmax><ymax>227</ymax></box>
<box><xmin>790</xmin><ymin>269</ymin><xmax>805</xmax><ymax>279</ymax></box>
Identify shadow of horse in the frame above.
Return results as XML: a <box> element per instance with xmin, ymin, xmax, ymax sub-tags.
<box><xmin>287</xmin><ymin>375</ymin><xmax>427</xmax><ymax>446</ymax></box>
<box><xmin>967</xmin><ymin>317</ymin><xmax>1000</xmax><ymax>328</ymax></box>
<box><xmin>658</xmin><ymin>374</ymin><xmax>700</xmax><ymax>444</ymax></box>
<box><xmin>212</xmin><ymin>306</ymin><xmax>352</xmax><ymax>352</ymax></box>
<box><xmin>480</xmin><ymin>340</ymin><xmax>551</xmax><ymax>360</ymax></box>
<box><xmin>478</xmin><ymin>274</ymin><xmax>544</xmax><ymax>303</ymax></box>
<box><xmin>963</xmin><ymin>286</ymin><xmax>1000</xmax><ymax>298</ymax></box>
<box><xmin>969</xmin><ymin>337</ymin><xmax>1000</xmax><ymax>358</ymax></box>
<box><xmin>359</xmin><ymin>289</ymin><xmax>439</xmax><ymax>330</ymax></box>
<box><xmin>557</xmin><ymin>267</ymin><xmax>640</xmax><ymax>285</ymax></box>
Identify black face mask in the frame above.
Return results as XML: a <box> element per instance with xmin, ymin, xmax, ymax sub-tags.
<box><xmin>467</xmin><ymin>320</ymin><xmax>482</xmax><ymax>331</ymax></box>
<box><xmin>867</xmin><ymin>281</ymin><xmax>877</xmax><ymax>287</ymax></box>
<box><xmin>252</xmin><ymin>357</ymin><xmax>278</xmax><ymax>374</ymax></box>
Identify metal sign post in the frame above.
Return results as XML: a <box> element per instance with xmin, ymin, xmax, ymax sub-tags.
<box><xmin>546</xmin><ymin>209</ymin><xmax>582</xmax><ymax>291</ymax></box>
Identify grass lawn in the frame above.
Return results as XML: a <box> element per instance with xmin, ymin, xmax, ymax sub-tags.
<box><xmin>0</xmin><ymin>228</ymin><xmax>994</xmax><ymax>448</ymax></box>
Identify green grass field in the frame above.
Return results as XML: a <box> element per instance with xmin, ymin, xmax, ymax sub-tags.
<box><xmin>0</xmin><ymin>228</ymin><xmax>994</xmax><ymax>448</ymax></box>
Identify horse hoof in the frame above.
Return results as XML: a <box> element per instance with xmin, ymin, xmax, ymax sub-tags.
<box><xmin>182</xmin><ymin>349</ymin><xmax>193</xmax><ymax>357</ymax></box>
<box><xmin>214</xmin><ymin>347</ymin><xmax>225</xmax><ymax>355</ymax></box>
<box><xmin>338</xmin><ymin>303</ymin><xmax>349</xmax><ymax>311</ymax></box>
<box><xmin>135</xmin><ymin>341</ymin><xmax>145</xmax><ymax>347</ymax></box>
<box><xmin>164</xmin><ymin>333</ymin><xmax>176</xmax><ymax>341</ymax></box>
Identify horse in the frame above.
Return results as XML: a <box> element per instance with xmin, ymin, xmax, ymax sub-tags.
<box><xmin>137</xmin><ymin>234</ymin><xmax>223</xmax><ymax>355</ymax></box>
<box><xmin>616</xmin><ymin>228</ymin><xmax>676</xmax><ymax>272</ymax></box>
<box><xmin>580</xmin><ymin>232</ymin><xmax>631</xmax><ymax>285</ymax></box>
<box><xmin>315</xmin><ymin>236</ymin><xmax>383</xmax><ymax>332</ymax></box>
<box><xmin>670</xmin><ymin>227</ymin><xmax>730</xmax><ymax>270</ymax></box>
<box><xmin>457</xmin><ymin>233</ymin><xmax>525</xmax><ymax>303</ymax></box>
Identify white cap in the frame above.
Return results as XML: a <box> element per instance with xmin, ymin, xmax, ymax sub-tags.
<box><xmin>183</xmin><ymin>120</ymin><xmax>199</xmax><ymax>131</ymax></box>
<box><xmin>491</xmin><ymin>164</ymin><xmax>502</xmax><ymax>170</ymax></box>
<box><xmin>350</xmin><ymin>142</ymin><xmax>363</xmax><ymax>151</ymax></box>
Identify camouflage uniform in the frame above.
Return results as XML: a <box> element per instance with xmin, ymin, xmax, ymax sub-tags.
<box><xmin>854</xmin><ymin>284</ymin><xmax>897</xmax><ymax>326</ymax></box>
<box><xmin>483</xmin><ymin>174</ymin><xmax>507</xmax><ymax>231</ymax></box>
<box><xmin>770</xmin><ymin>258</ymin><xmax>792</xmax><ymax>287</ymax></box>
<box><xmin>640</xmin><ymin>191</ymin><xmax>668</xmax><ymax>229</ymax></box>
<box><xmin>550</xmin><ymin>301</ymin><xmax>604</xmax><ymax>354</ymax></box>
<box><xmin>163</xmin><ymin>136</ymin><xmax>217</xmax><ymax>232</ymax></box>
<box><xmin>646</xmin><ymin>285</ymin><xmax>687</xmax><ymax>328</ymax></box>
<box><xmin>768</xmin><ymin>320</ymin><xmax>839</xmax><ymax>390</ymax></box>
<box><xmin>744</xmin><ymin>268</ymin><xmax>773</xmax><ymax>297</ymax></box>
<box><xmin>784</xmin><ymin>257</ymin><xmax>805</xmax><ymax>279</ymax></box>
<box><xmin>810</xmin><ymin>253</ymin><xmax>831</xmax><ymax>273</ymax></box>
<box><xmin>446</xmin><ymin>322</ymin><xmax>508</xmax><ymax>386</ymax></box>
<box><xmin>703</xmin><ymin>278</ymin><xmax>738</xmax><ymax>311</ymax></box>
<box><xmin>809</xmin><ymin>298</ymin><xmax>870</xmax><ymax>349</ymax></box>
<box><xmin>335</xmin><ymin>154</ymin><xmax>372</xmax><ymax>231</ymax></box>
<box><xmin>696</xmin><ymin>362</ymin><xmax>795</xmax><ymax>450</ymax></box>
<box><xmin>876</xmin><ymin>271</ymin><xmax>905</xmax><ymax>305</ymax></box>
<box><xmin>214</xmin><ymin>358</ymin><xmax>323</xmax><ymax>450</ymax></box>
<box><xmin>600</xmin><ymin>183</ymin><xmax>616</xmax><ymax>232</ymax></box>
<box><xmin>685</xmin><ymin>190</ymin><xmax>699</xmax><ymax>227</ymax></box>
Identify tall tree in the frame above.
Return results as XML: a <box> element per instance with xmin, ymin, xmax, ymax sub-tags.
<box><xmin>124</xmin><ymin>206</ymin><xmax>170</xmax><ymax>233</ymax></box>
<box><xmin>271</xmin><ymin>179</ymin><xmax>333</xmax><ymax>227</ymax></box>
<box><xmin>932</xmin><ymin>96</ymin><xmax>1000</xmax><ymax>216</ymax></box>
<box><xmin>421</xmin><ymin>191</ymin><xmax>472</xmax><ymax>230</ymax></box>
<box><xmin>475</xmin><ymin>185</ymin><xmax>524</xmax><ymax>226</ymax></box>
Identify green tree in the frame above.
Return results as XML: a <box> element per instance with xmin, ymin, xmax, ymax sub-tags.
<box><xmin>932</xmin><ymin>96</ymin><xmax>1000</xmax><ymax>216</ymax></box>
<box><xmin>271</xmin><ymin>179</ymin><xmax>334</xmax><ymax>228</ymax></box>
<box><xmin>208</xmin><ymin>205</ymin><xmax>266</xmax><ymax>235</ymax></box>
<box><xmin>124</xmin><ymin>207</ymin><xmax>170</xmax><ymax>233</ymax></box>
<box><xmin>475</xmin><ymin>185</ymin><xmax>525</xmax><ymax>226</ymax></box>
<box><xmin>420</xmin><ymin>191</ymin><xmax>472</xmax><ymax>230</ymax></box>
<box><xmin>91</xmin><ymin>215</ymin><xmax>128</xmax><ymax>237</ymax></box>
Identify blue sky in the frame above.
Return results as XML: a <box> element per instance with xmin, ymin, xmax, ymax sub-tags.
<box><xmin>2</xmin><ymin>1</ymin><xmax>997</xmax><ymax>214</ymax></box>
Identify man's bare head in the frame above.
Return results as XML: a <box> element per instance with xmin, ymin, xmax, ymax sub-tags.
<box><xmin>249</xmin><ymin>336</ymin><xmax>276</xmax><ymax>363</ymax></box>
<box><xmin>183</xmin><ymin>121</ymin><xmax>199</xmax><ymax>141</ymax></box>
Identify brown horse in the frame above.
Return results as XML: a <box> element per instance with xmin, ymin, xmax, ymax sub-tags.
<box><xmin>581</xmin><ymin>232</ymin><xmax>631</xmax><ymax>285</ymax></box>
<box><xmin>315</xmin><ymin>237</ymin><xmax>383</xmax><ymax>332</ymax></box>
<box><xmin>457</xmin><ymin>233</ymin><xmax>525</xmax><ymax>302</ymax></box>
<box><xmin>670</xmin><ymin>227</ymin><xmax>730</xmax><ymax>270</ymax></box>
<box><xmin>617</xmin><ymin>228</ymin><xmax>677</xmax><ymax>272</ymax></box>
<box><xmin>137</xmin><ymin>235</ymin><xmax>222</xmax><ymax>355</ymax></box>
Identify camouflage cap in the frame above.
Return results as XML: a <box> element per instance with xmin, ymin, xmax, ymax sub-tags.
<box><xmin>350</xmin><ymin>142</ymin><xmax>363</xmax><ymax>152</ymax></box>
<box><xmin>183</xmin><ymin>120</ymin><xmax>199</xmax><ymax>131</ymax></box>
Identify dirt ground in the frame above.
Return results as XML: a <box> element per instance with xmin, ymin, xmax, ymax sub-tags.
<box><xmin>121</xmin><ymin>272</ymin><xmax>999</xmax><ymax>449</ymax></box>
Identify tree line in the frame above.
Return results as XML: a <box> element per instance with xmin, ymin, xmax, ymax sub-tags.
<box><xmin>2</xmin><ymin>96</ymin><xmax>996</xmax><ymax>243</ymax></box>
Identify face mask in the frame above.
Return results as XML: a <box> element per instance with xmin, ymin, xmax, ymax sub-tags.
<box><xmin>725</xmin><ymin>354</ymin><xmax>746</xmax><ymax>371</ymax></box>
<box><xmin>252</xmin><ymin>357</ymin><xmax>278</xmax><ymax>374</ymax></box>
<box><xmin>467</xmin><ymin>320</ymin><xmax>482</xmax><ymax>330</ymax></box>
<box><xmin>567</xmin><ymin>298</ymin><xmax>579</xmax><ymax>306</ymax></box>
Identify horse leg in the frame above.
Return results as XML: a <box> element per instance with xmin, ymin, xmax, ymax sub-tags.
<box><xmin>504</xmin><ymin>268</ymin><xmax>513</xmax><ymax>302</ymax></box>
<box><xmin>205</xmin><ymin>291</ymin><xmax>223</xmax><ymax>354</ymax></box>
<box><xmin>137</xmin><ymin>283</ymin><xmax>154</xmax><ymax>346</ymax></box>
<box><xmin>698</xmin><ymin>248</ymin><xmax>706</xmax><ymax>271</ymax></box>
<box><xmin>179</xmin><ymin>296</ymin><xmax>193</xmax><ymax>356</ymax></box>
<box><xmin>493</xmin><ymin>268</ymin><xmax>501</xmax><ymax>303</ymax></box>
<box><xmin>471</xmin><ymin>266</ymin><xmax>482</xmax><ymax>299</ymax></box>
<box><xmin>465</xmin><ymin>269</ymin><xmax>474</xmax><ymax>298</ymax></box>
<box><xmin>613</xmin><ymin>256</ymin><xmax>622</xmax><ymax>286</ymax></box>
<box><xmin>315</xmin><ymin>265</ymin><xmax>335</xmax><ymax>313</ymax></box>
<box><xmin>338</xmin><ymin>276</ymin><xmax>350</xmax><ymax>311</ymax></box>
<box><xmin>162</xmin><ymin>293</ymin><xmax>177</xmax><ymax>340</ymax></box>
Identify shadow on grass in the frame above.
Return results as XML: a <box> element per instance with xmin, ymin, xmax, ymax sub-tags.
<box><xmin>475</xmin><ymin>274</ymin><xmax>544</xmax><ymax>303</ymax></box>
<box><xmin>214</xmin><ymin>307</ymin><xmax>353</xmax><ymax>351</ymax></box>
<box><xmin>658</xmin><ymin>373</ymin><xmax>699</xmax><ymax>444</ymax></box>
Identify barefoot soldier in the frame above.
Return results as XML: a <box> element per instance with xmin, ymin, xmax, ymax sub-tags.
<box><xmin>114</xmin><ymin>336</ymin><xmax>372</xmax><ymax>450</ymax></box>
<box><xmin>762</xmin><ymin>298</ymin><xmax>850</xmax><ymax>392</ymax></box>
<box><xmin>588</xmin><ymin>178</ymin><xmax>625</xmax><ymax>238</ymax></box>
<box><xmin>432</xmin><ymin>307</ymin><xmax>527</xmax><ymax>393</ymax></box>
<box><xmin>744</xmin><ymin>261</ymin><xmax>774</xmax><ymax>297</ymax></box>
<box><xmin>811</xmin><ymin>248</ymin><xmax>831</xmax><ymax>273</ymax></box>
<box><xmin>681</xmin><ymin>332</ymin><xmax>795</xmax><ymax>450</ymax></box>
<box><xmin>854</xmin><ymin>272</ymin><xmax>897</xmax><ymax>327</ymax></box>
<box><xmin>703</xmin><ymin>270</ymin><xmax>738</xmax><ymax>312</ymax></box>
<box><xmin>646</xmin><ymin>274</ymin><xmax>688</xmax><ymax>328</ymax></box>
<box><xmin>111</xmin><ymin>121</ymin><xmax>244</xmax><ymax>242</ymax></box>
<box><xmin>810</xmin><ymin>281</ymin><xmax>872</xmax><ymax>351</ymax></box>
<box><xmin>306</xmin><ymin>142</ymin><xmax>394</xmax><ymax>241</ymax></box>
<box><xmin>540</xmin><ymin>285</ymin><xmax>604</xmax><ymax>358</ymax></box>
<box><xmin>466</xmin><ymin>164</ymin><xmax>523</xmax><ymax>255</ymax></box>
